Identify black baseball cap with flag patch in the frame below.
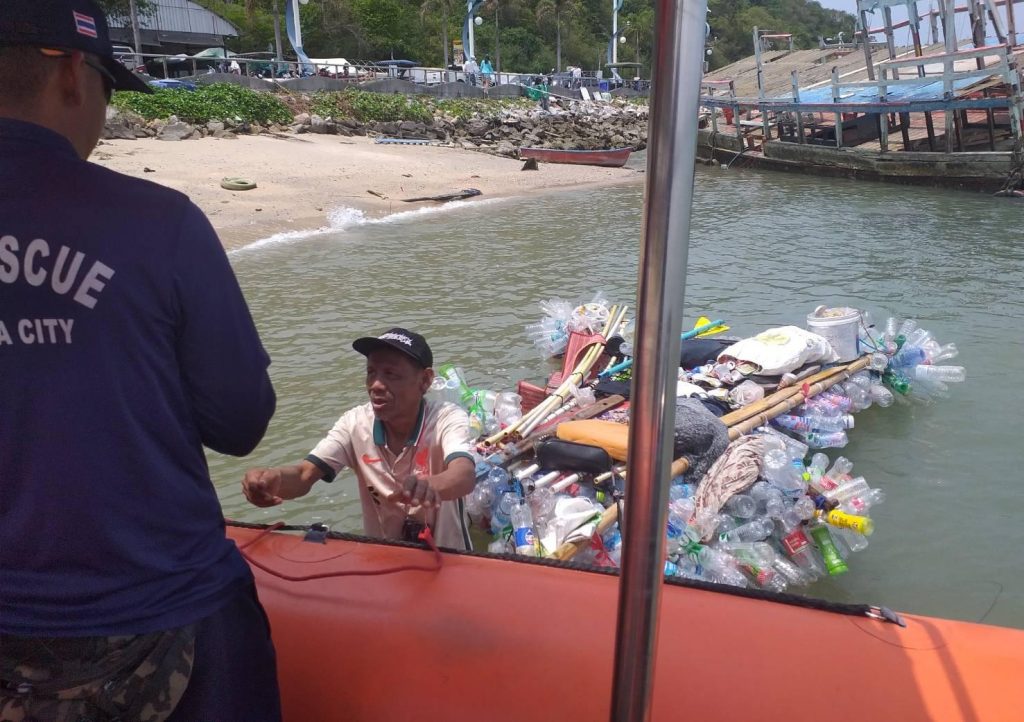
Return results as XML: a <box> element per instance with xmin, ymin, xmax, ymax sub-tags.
<box><xmin>0</xmin><ymin>0</ymin><xmax>153</xmax><ymax>94</ymax></box>
<box><xmin>353</xmin><ymin>328</ymin><xmax>434</xmax><ymax>369</ymax></box>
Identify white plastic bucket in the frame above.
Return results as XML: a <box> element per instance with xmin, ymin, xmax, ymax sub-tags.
<box><xmin>806</xmin><ymin>306</ymin><xmax>861</xmax><ymax>362</ymax></box>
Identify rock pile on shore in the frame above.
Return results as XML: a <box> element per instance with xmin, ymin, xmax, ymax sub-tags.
<box><xmin>103</xmin><ymin>99</ymin><xmax>649</xmax><ymax>157</ymax></box>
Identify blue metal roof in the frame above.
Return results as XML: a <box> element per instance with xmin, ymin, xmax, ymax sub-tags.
<box><xmin>786</xmin><ymin>75</ymin><xmax>982</xmax><ymax>105</ymax></box>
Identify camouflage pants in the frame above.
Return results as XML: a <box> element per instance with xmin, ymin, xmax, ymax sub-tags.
<box><xmin>0</xmin><ymin>624</ymin><xmax>195</xmax><ymax>722</ymax></box>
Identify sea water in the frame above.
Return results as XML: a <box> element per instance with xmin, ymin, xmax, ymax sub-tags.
<box><xmin>210</xmin><ymin>163</ymin><xmax>1024</xmax><ymax>629</ymax></box>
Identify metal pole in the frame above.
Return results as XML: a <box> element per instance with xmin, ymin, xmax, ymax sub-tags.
<box><xmin>1008</xmin><ymin>0</ymin><xmax>1019</xmax><ymax>46</ymax></box>
<box><xmin>495</xmin><ymin>0</ymin><xmax>501</xmax><ymax>73</ymax></box>
<box><xmin>273</xmin><ymin>1</ymin><xmax>284</xmax><ymax>63</ymax></box>
<box><xmin>128</xmin><ymin>0</ymin><xmax>143</xmax><ymax>69</ymax></box>
<box><xmin>609</xmin><ymin>0</ymin><xmax>706</xmax><ymax>718</ymax></box>
<box><xmin>753</xmin><ymin>26</ymin><xmax>764</xmax><ymax>98</ymax></box>
<box><xmin>612</xmin><ymin>0</ymin><xmax>619</xmax><ymax>65</ymax></box>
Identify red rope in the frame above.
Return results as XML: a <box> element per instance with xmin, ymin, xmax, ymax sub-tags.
<box><xmin>234</xmin><ymin>522</ymin><xmax>443</xmax><ymax>581</ymax></box>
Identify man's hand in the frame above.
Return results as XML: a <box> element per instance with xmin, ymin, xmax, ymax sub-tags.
<box><xmin>242</xmin><ymin>467</ymin><xmax>284</xmax><ymax>507</ymax></box>
<box><xmin>394</xmin><ymin>473</ymin><xmax>441</xmax><ymax>509</ymax></box>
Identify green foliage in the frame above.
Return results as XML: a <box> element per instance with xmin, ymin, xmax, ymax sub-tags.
<box><xmin>191</xmin><ymin>0</ymin><xmax>853</xmax><ymax>77</ymax></box>
<box><xmin>309</xmin><ymin>90</ymin><xmax>531</xmax><ymax>122</ymax></box>
<box><xmin>309</xmin><ymin>89</ymin><xmax>432</xmax><ymax>123</ymax></box>
<box><xmin>706</xmin><ymin>0</ymin><xmax>856</xmax><ymax>70</ymax></box>
<box><xmin>111</xmin><ymin>83</ymin><xmax>293</xmax><ymax>124</ymax></box>
<box><xmin>433</xmin><ymin>96</ymin><xmax>533</xmax><ymax>119</ymax></box>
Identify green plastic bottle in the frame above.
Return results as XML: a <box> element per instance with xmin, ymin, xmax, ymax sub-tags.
<box><xmin>437</xmin><ymin>363</ymin><xmax>475</xmax><ymax>407</ymax></box>
<box><xmin>809</xmin><ymin>525</ymin><xmax>849</xmax><ymax>576</ymax></box>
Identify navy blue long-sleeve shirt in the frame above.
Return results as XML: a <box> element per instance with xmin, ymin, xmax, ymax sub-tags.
<box><xmin>0</xmin><ymin>119</ymin><xmax>276</xmax><ymax>636</ymax></box>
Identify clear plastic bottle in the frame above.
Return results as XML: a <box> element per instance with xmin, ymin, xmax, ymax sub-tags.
<box><xmin>774</xmin><ymin>412</ymin><xmax>854</xmax><ymax>433</ymax></box>
<box><xmin>883</xmin><ymin>316</ymin><xmax>900</xmax><ymax>345</ymax></box>
<box><xmin>759</xmin><ymin>426</ymin><xmax>810</xmax><ymax>461</ymax></box>
<box><xmin>762</xmin><ymin>448</ymin><xmax>807</xmax><ymax>496</ymax></box>
<box><xmin>776</xmin><ymin>521</ymin><xmax>825</xmax><ymax>579</ymax></box>
<box><xmin>816</xmin><ymin>456</ymin><xmax>852</xmax><ymax>490</ymax></box>
<box><xmin>841</xmin><ymin>382</ymin><xmax>871</xmax><ymax>411</ymax></box>
<box><xmin>825</xmin><ymin>476</ymin><xmax>870</xmax><ymax>503</ymax></box>
<box><xmin>490</xmin><ymin>490</ymin><xmax>518</xmax><ymax>536</ymax></box>
<box><xmin>926</xmin><ymin>342</ymin><xmax>959</xmax><ymax>364</ymax></box>
<box><xmin>831</xmin><ymin>526</ymin><xmax>869</xmax><ymax>554</ymax></box>
<box><xmin>800</xmin><ymin>430</ymin><xmax>848</xmax><ymax>449</ymax></box>
<box><xmin>773</xmin><ymin>555</ymin><xmax>813</xmax><ymax>587</ymax></box>
<box><xmin>869</xmin><ymin>352</ymin><xmax>890</xmax><ymax>371</ymax></box>
<box><xmin>723</xmin><ymin>494</ymin><xmax>757</xmax><ymax>518</ymax></box>
<box><xmin>869</xmin><ymin>383</ymin><xmax>895</xmax><ymax>407</ymax></box>
<box><xmin>842</xmin><ymin>487</ymin><xmax>886</xmax><ymax>515</ymax></box>
<box><xmin>717</xmin><ymin>517</ymin><xmax>773</xmax><ymax>543</ymax></box>
<box><xmin>510</xmin><ymin>498</ymin><xmax>538</xmax><ymax>556</ymax></box>
<box><xmin>913</xmin><ymin>365</ymin><xmax>966</xmax><ymax>383</ymax></box>
<box><xmin>680</xmin><ymin>542</ymin><xmax>749</xmax><ymax>587</ymax></box>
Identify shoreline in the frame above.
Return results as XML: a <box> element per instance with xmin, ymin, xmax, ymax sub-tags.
<box><xmin>91</xmin><ymin>134</ymin><xmax>645</xmax><ymax>250</ymax></box>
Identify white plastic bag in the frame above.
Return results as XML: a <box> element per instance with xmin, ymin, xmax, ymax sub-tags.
<box><xmin>717</xmin><ymin>325</ymin><xmax>839</xmax><ymax>376</ymax></box>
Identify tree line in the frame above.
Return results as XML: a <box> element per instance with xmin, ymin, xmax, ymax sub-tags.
<box><xmin>97</xmin><ymin>0</ymin><xmax>855</xmax><ymax>75</ymax></box>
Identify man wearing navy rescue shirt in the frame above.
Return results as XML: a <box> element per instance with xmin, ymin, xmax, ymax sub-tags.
<box><xmin>0</xmin><ymin>2</ymin><xmax>281</xmax><ymax>720</ymax></box>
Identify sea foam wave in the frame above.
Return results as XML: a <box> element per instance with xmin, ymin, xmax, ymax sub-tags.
<box><xmin>230</xmin><ymin>198</ymin><xmax>503</xmax><ymax>256</ymax></box>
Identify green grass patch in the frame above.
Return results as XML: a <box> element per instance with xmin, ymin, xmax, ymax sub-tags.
<box><xmin>432</xmin><ymin>97</ymin><xmax>534</xmax><ymax>120</ymax></box>
<box><xmin>111</xmin><ymin>83</ymin><xmax>293</xmax><ymax>125</ymax></box>
<box><xmin>310</xmin><ymin>89</ymin><xmax>432</xmax><ymax>124</ymax></box>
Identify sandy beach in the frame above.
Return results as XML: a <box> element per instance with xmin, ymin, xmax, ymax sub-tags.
<box><xmin>91</xmin><ymin>133</ymin><xmax>644</xmax><ymax>250</ymax></box>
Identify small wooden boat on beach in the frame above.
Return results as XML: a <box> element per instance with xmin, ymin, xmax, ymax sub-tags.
<box><xmin>520</xmin><ymin>146</ymin><xmax>633</xmax><ymax>168</ymax></box>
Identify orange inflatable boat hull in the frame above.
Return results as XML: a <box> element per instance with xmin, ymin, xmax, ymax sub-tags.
<box><xmin>228</xmin><ymin>524</ymin><xmax>1022</xmax><ymax>722</ymax></box>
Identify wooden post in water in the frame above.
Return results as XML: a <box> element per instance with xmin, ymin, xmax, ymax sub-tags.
<box><xmin>832</xmin><ymin>66</ymin><xmax>843</xmax><ymax>148</ymax></box>
<box><xmin>967</xmin><ymin>0</ymin><xmax>997</xmax><ymax>151</ymax></box>
<box><xmin>878</xmin><ymin>67</ymin><xmax>890</xmax><ymax>152</ymax></box>
<box><xmin>941</xmin><ymin>0</ymin><xmax>957</xmax><ymax>152</ymax></box>
<box><xmin>1008</xmin><ymin>46</ymin><xmax>1023</xmax><ymax>143</ymax></box>
<box><xmin>733</xmin><ymin>80</ymin><xmax>742</xmax><ymax>142</ymax></box>
<box><xmin>882</xmin><ymin>6</ymin><xmax>913</xmax><ymax>150</ymax></box>
<box><xmin>908</xmin><ymin>1</ymin><xmax>938</xmax><ymax>151</ymax></box>
<box><xmin>858</xmin><ymin>8</ymin><xmax>876</xmax><ymax>81</ymax></box>
<box><xmin>709</xmin><ymin>86</ymin><xmax>718</xmax><ymax>133</ymax></box>
<box><xmin>791</xmin><ymin>71</ymin><xmax>805</xmax><ymax>143</ymax></box>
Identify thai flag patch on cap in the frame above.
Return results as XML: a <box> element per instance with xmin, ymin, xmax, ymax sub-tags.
<box><xmin>73</xmin><ymin>11</ymin><xmax>98</xmax><ymax>38</ymax></box>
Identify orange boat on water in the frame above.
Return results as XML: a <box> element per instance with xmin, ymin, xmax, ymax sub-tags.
<box><xmin>224</xmin><ymin>0</ymin><xmax>1022</xmax><ymax>717</ymax></box>
<box><xmin>228</xmin><ymin>521</ymin><xmax>1024</xmax><ymax>721</ymax></box>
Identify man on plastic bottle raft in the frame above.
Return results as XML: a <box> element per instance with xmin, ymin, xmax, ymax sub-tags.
<box><xmin>243</xmin><ymin>328</ymin><xmax>477</xmax><ymax>549</ymax></box>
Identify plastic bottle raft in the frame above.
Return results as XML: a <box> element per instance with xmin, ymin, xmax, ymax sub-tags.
<box><xmin>430</xmin><ymin>300</ymin><xmax>965</xmax><ymax>595</ymax></box>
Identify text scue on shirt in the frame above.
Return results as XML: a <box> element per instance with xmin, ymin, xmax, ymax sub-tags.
<box><xmin>0</xmin><ymin>234</ymin><xmax>115</xmax><ymax>310</ymax></box>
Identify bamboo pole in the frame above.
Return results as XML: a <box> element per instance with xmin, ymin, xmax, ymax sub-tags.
<box><xmin>551</xmin><ymin>355</ymin><xmax>872</xmax><ymax>562</ymax></box>
<box><xmin>719</xmin><ymin>357</ymin><xmax>871</xmax><ymax>427</ymax></box>
<box><xmin>485</xmin><ymin>305</ymin><xmax>627</xmax><ymax>445</ymax></box>
<box><xmin>728</xmin><ymin>358</ymin><xmax>873</xmax><ymax>436</ymax></box>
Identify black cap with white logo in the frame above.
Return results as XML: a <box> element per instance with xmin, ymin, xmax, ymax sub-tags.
<box><xmin>0</xmin><ymin>0</ymin><xmax>153</xmax><ymax>94</ymax></box>
<box><xmin>352</xmin><ymin>328</ymin><xmax>433</xmax><ymax>369</ymax></box>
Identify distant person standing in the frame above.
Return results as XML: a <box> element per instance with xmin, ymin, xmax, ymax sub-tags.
<box><xmin>0</xmin><ymin>1</ymin><xmax>280</xmax><ymax>720</ymax></box>
<box><xmin>480</xmin><ymin>56</ymin><xmax>494</xmax><ymax>88</ymax></box>
<box><xmin>463</xmin><ymin>56</ymin><xmax>479</xmax><ymax>86</ymax></box>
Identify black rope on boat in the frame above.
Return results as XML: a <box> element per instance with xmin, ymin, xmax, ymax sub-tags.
<box><xmin>226</xmin><ymin>519</ymin><xmax>905</xmax><ymax>626</ymax></box>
